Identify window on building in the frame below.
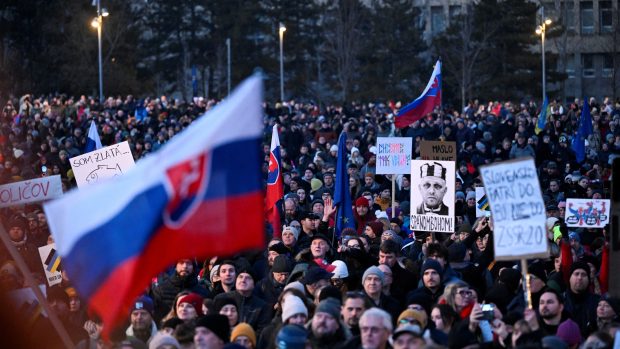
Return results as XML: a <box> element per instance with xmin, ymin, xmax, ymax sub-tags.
<box><xmin>582</xmin><ymin>54</ymin><xmax>595</xmax><ymax>77</ymax></box>
<box><xmin>600</xmin><ymin>1</ymin><xmax>613</xmax><ymax>33</ymax></box>
<box><xmin>431</xmin><ymin>6</ymin><xmax>445</xmax><ymax>34</ymax></box>
<box><xmin>580</xmin><ymin>1</ymin><xmax>594</xmax><ymax>34</ymax></box>
<box><xmin>566</xmin><ymin>55</ymin><xmax>576</xmax><ymax>79</ymax></box>
<box><xmin>564</xmin><ymin>1</ymin><xmax>575</xmax><ymax>31</ymax></box>
<box><xmin>603</xmin><ymin>54</ymin><xmax>614</xmax><ymax>77</ymax></box>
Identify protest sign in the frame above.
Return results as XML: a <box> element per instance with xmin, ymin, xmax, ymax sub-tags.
<box><xmin>420</xmin><ymin>140</ymin><xmax>457</xmax><ymax>161</ymax></box>
<box><xmin>70</xmin><ymin>141</ymin><xmax>135</xmax><ymax>188</ymax></box>
<box><xmin>565</xmin><ymin>198</ymin><xmax>610</xmax><ymax>228</ymax></box>
<box><xmin>38</xmin><ymin>244</ymin><xmax>63</xmax><ymax>287</ymax></box>
<box><xmin>376</xmin><ymin>137</ymin><xmax>412</xmax><ymax>175</ymax></box>
<box><xmin>7</xmin><ymin>285</ymin><xmax>47</xmax><ymax>317</ymax></box>
<box><xmin>476</xmin><ymin>187</ymin><xmax>491</xmax><ymax>218</ymax></box>
<box><xmin>0</xmin><ymin>175</ymin><xmax>63</xmax><ymax>208</ymax></box>
<box><xmin>410</xmin><ymin>160</ymin><xmax>455</xmax><ymax>233</ymax></box>
<box><xmin>480</xmin><ymin>158</ymin><xmax>548</xmax><ymax>260</ymax></box>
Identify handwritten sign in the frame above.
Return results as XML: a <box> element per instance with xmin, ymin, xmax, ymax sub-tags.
<box><xmin>38</xmin><ymin>244</ymin><xmax>62</xmax><ymax>287</ymax></box>
<box><xmin>475</xmin><ymin>187</ymin><xmax>490</xmax><ymax>218</ymax></box>
<box><xmin>70</xmin><ymin>141</ymin><xmax>135</xmax><ymax>188</ymax></box>
<box><xmin>565</xmin><ymin>198</ymin><xmax>610</xmax><ymax>228</ymax></box>
<box><xmin>7</xmin><ymin>285</ymin><xmax>47</xmax><ymax>317</ymax></box>
<box><xmin>0</xmin><ymin>175</ymin><xmax>63</xmax><ymax>208</ymax></box>
<box><xmin>410</xmin><ymin>159</ymin><xmax>455</xmax><ymax>233</ymax></box>
<box><xmin>480</xmin><ymin>158</ymin><xmax>548</xmax><ymax>260</ymax></box>
<box><xmin>376</xmin><ymin>137</ymin><xmax>413</xmax><ymax>175</ymax></box>
<box><xmin>420</xmin><ymin>141</ymin><xmax>457</xmax><ymax>161</ymax></box>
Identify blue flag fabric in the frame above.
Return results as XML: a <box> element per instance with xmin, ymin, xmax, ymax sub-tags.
<box><xmin>85</xmin><ymin>120</ymin><xmax>103</xmax><ymax>154</ymax></box>
<box><xmin>572</xmin><ymin>100</ymin><xmax>593</xmax><ymax>163</ymax></box>
<box><xmin>333</xmin><ymin>132</ymin><xmax>355</xmax><ymax>237</ymax></box>
<box><xmin>535</xmin><ymin>97</ymin><xmax>549</xmax><ymax>135</ymax></box>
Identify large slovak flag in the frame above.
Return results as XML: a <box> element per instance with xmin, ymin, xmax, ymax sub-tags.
<box><xmin>266</xmin><ymin>124</ymin><xmax>283</xmax><ymax>237</ymax></box>
<box><xmin>44</xmin><ymin>75</ymin><xmax>265</xmax><ymax>335</ymax></box>
<box><xmin>395</xmin><ymin>60</ymin><xmax>442</xmax><ymax>128</ymax></box>
<box><xmin>84</xmin><ymin>120</ymin><xmax>103</xmax><ymax>153</ymax></box>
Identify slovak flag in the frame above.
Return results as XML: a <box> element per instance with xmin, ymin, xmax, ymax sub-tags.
<box><xmin>266</xmin><ymin>124</ymin><xmax>283</xmax><ymax>237</ymax></box>
<box><xmin>84</xmin><ymin>120</ymin><xmax>103</xmax><ymax>153</ymax></box>
<box><xmin>44</xmin><ymin>75</ymin><xmax>265</xmax><ymax>336</ymax></box>
<box><xmin>395</xmin><ymin>60</ymin><xmax>442</xmax><ymax>128</ymax></box>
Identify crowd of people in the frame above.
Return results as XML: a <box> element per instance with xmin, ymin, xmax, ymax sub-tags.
<box><xmin>1</xmin><ymin>92</ymin><xmax>620</xmax><ymax>349</ymax></box>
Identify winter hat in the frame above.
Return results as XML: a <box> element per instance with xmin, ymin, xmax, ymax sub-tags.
<box><xmin>310</xmin><ymin>178</ymin><xmax>323</xmax><ymax>192</ymax></box>
<box><xmin>398</xmin><ymin>309</ymin><xmax>428</xmax><ymax>328</ymax></box>
<box><xmin>195</xmin><ymin>315</ymin><xmax>231</xmax><ymax>343</ymax></box>
<box><xmin>556</xmin><ymin>319</ymin><xmax>582</xmax><ymax>346</ymax></box>
<box><xmin>130</xmin><ymin>296</ymin><xmax>154</xmax><ymax>317</ymax></box>
<box><xmin>355</xmin><ymin>197</ymin><xmax>370</xmax><ymax>207</ymax></box>
<box><xmin>214</xmin><ymin>296</ymin><xmax>238</xmax><ymax>313</ymax></box>
<box><xmin>569</xmin><ymin>261</ymin><xmax>590</xmax><ymax>281</ymax></box>
<box><xmin>466</xmin><ymin>191</ymin><xmax>476</xmax><ymax>201</ymax></box>
<box><xmin>282</xmin><ymin>295</ymin><xmax>308</xmax><ymax>323</ymax></box>
<box><xmin>455</xmin><ymin>191</ymin><xmax>465</xmax><ymax>200</ymax></box>
<box><xmin>230</xmin><ymin>323</ymin><xmax>256</xmax><ymax>348</ymax></box>
<box><xmin>421</xmin><ymin>259</ymin><xmax>444</xmax><ymax>278</ymax></box>
<box><xmin>601</xmin><ymin>295</ymin><xmax>620</xmax><ymax>317</ymax></box>
<box><xmin>283</xmin><ymin>281</ymin><xmax>305</xmax><ymax>294</ymax></box>
<box><xmin>282</xmin><ymin>225</ymin><xmax>300</xmax><ymax>240</ymax></box>
<box><xmin>276</xmin><ymin>324</ymin><xmax>308</xmax><ymax>349</ymax></box>
<box><xmin>272</xmin><ymin>255</ymin><xmax>294</xmax><ymax>273</ymax></box>
<box><xmin>528</xmin><ymin>261</ymin><xmax>548</xmax><ymax>283</ymax></box>
<box><xmin>498</xmin><ymin>267</ymin><xmax>522</xmax><ymax>292</ymax></box>
<box><xmin>542</xmin><ymin>336</ymin><xmax>568</xmax><ymax>349</ymax></box>
<box><xmin>400</xmin><ymin>201</ymin><xmax>411</xmax><ymax>215</ymax></box>
<box><xmin>351</xmin><ymin>147</ymin><xmax>360</xmax><ymax>155</ymax></box>
<box><xmin>568</xmin><ymin>231</ymin><xmax>581</xmax><ymax>243</ymax></box>
<box><xmin>448</xmin><ymin>242</ymin><xmax>467</xmax><ymax>263</ymax></box>
<box><xmin>546</xmin><ymin>217</ymin><xmax>559</xmax><ymax>233</ymax></box>
<box><xmin>148</xmin><ymin>332</ymin><xmax>180</xmax><ymax>349</ymax></box>
<box><xmin>458</xmin><ymin>222</ymin><xmax>472</xmax><ymax>234</ymax></box>
<box><xmin>210</xmin><ymin>265</ymin><xmax>220</xmax><ymax>282</ymax></box>
<box><xmin>330</xmin><ymin>145</ymin><xmax>338</xmax><ymax>152</ymax></box>
<box><xmin>330</xmin><ymin>260</ymin><xmax>349</xmax><ymax>279</ymax></box>
<box><xmin>269</xmin><ymin>242</ymin><xmax>290</xmax><ymax>255</ymax></box>
<box><xmin>315</xmin><ymin>298</ymin><xmax>341</xmax><ymax>319</ymax></box>
<box><xmin>177</xmin><ymin>293</ymin><xmax>204</xmax><ymax>316</ymax></box>
<box><xmin>362</xmin><ymin>266</ymin><xmax>385</xmax><ymax>285</ymax></box>
<box><xmin>302</xmin><ymin>267</ymin><xmax>333</xmax><ymax>285</ymax></box>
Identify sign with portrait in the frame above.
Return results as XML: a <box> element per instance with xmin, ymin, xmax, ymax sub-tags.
<box><xmin>564</xmin><ymin>198</ymin><xmax>610</xmax><ymax>228</ymax></box>
<box><xmin>410</xmin><ymin>160</ymin><xmax>455</xmax><ymax>233</ymax></box>
<box><xmin>376</xmin><ymin>137</ymin><xmax>413</xmax><ymax>175</ymax></box>
<box><xmin>480</xmin><ymin>158</ymin><xmax>548</xmax><ymax>260</ymax></box>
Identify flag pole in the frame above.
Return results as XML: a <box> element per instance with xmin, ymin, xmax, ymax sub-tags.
<box><xmin>391</xmin><ymin>175</ymin><xmax>396</xmax><ymax>218</ymax></box>
<box><xmin>0</xmin><ymin>224</ymin><xmax>75</xmax><ymax>348</ymax></box>
<box><xmin>521</xmin><ymin>259</ymin><xmax>533</xmax><ymax>309</ymax></box>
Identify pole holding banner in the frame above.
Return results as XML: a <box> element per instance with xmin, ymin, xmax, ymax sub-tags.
<box><xmin>0</xmin><ymin>224</ymin><xmax>74</xmax><ymax>348</ymax></box>
<box><xmin>521</xmin><ymin>259</ymin><xmax>533</xmax><ymax>309</ymax></box>
<box><xmin>391</xmin><ymin>176</ymin><xmax>396</xmax><ymax>218</ymax></box>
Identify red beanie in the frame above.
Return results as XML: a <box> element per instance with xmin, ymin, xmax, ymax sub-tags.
<box><xmin>355</xmin><ymin>197</ymin><xmax>370</xmax><ymax>207</ymax></box>
<box><xmin>177</xmin><ymin>293</ymin><xmax>204</xmax><ymax>316</ymax></box>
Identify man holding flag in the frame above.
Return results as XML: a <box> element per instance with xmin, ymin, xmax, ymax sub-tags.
<box><xmin>395</xmin><ymin>60</ymin><xmax>441</xmax><ymax>128</ymax></box>
<box><xmin>266</xmin><ymin>124</ymin><xmax>284</xmax><ymax>238</ymax></box>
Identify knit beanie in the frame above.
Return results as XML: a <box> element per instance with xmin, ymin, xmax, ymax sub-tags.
<box><xmin>195</xmin><ymin>315</ymin><xmax>231</xmax><ymax>343</ymax></box>
<box><xmin>148</xmin><ymin>332</ymin><xmax>180</xmax><ymax>349</ymax></box>
<box><xmin>397</xmin><ymin>309</ymin><xmax>428</xmax><ymax>328</ymax></box>
<box><xmin>130</xmin><ymin>296</ymin><xmax>154</xmax><ymax>317</ymax></box>
<box><xmin>556</xmin><ymin>319</ymin><xmax>582</xmax><ymax>346</ymax></box>
<box><xmin>315</xmin><ymin>298</ymin><xmax>341</xmax><ymax>319</ymax></box>
<box><xmin>330</xmin><ymin>260</ymin><xmax>349</xmax><ymax>279</ymax></box>
<box><xmin>421</xmin><ymin>259</ymin><xmax>444</xmax><ymax>278</ymax></box>
<box><xmin>230</xmin><ymin>323</ymin><xmax>256</xmax><ymax>347</ymax></box>
<box><xmin>601</xmin><ymin>295</ymin><xmax>620</xmax><ymax>317</ymax></box>
<box><xmin>355</xmin><ymin>197</ymin><xmax>370</xmax><ymax>207</ymax></box>
<box><xmin>276</xmin><ymin>324</ymin><xmax>308</xmax><ymax>349</ymax></box>
<box><xmin>210</xmin><ymin>265</ymin><xmax>220</xmax><ymax>282</ymax></box>
<box><xmin>272</xmin><ymin>255</ymin><xmax>294</xmax><ymax>273</ymax></box>
<box><xmin>214</xmin><ymin>295</ymin><xmax>238</xmax><ymax>313</ymax></box>
<box><xmin>282</xmin><ymin>225</ymin><xmax>300</xmax><ymax>240</ymax></box>
<box><xmin>177</xmin><ymin>293</ymin><xmax>204</xmax><ymax>316</ymax></box>
<box><xmin>569</xmin><ymin>261</ymin><xmax>590</xmax><ymax>281</ymax></box>
<box><xmin>448</xmin><ymin>243</ymin><xmax>467</xmax><ymax>263</ymax></box>
<box><xmin>362</xmin><ymin>266</ymin><xmax>385</xmax><ymax>285</ymax></box>
<box><xmin>281</xmin><ymin>295</ymin><xmax>308</xmax><ymax>323</ymax></box>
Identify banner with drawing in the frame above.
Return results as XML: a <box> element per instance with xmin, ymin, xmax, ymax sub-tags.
<box><xmin>0</xmin><ymin>175</ymin><xmax>63</xmax><ymax>208</ymax></box>
<box><xmin>480</xmin><ymin>158</ymin><xmax>548</xmax><ymax>260</ymax></box>
<box><xmin>564</xmin><ymin>198</ymin><xmax>610</xmax><ymax>228</ymax></box>
<box><xmin>38</xmin><ymin>243</ymin><xmax>63</xmax><ymax>287</ymax></box>
<box><xmin>70</xmin><ymin>141</ymin><xmax>135</xmax><ymax>188</ymax></box>
<box><xmin>475</xmin><ymin>187</ymin><xmax>491</xmax><ymax>218</ymax></box>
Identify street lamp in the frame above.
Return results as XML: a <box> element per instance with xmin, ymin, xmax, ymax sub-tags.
<box><xmin>535</xmin><ymin>9</ymin><xmax>552</xmax><ymax>103</ymax></box>
<box><xmin>91</xmin><ymin>1</ymin><xmax>109</xmax><ymax>103</ymax></box>
<box><xmin>279</xmin><ymin>22</ymin><xmax>286</xmax><ymax>102</ymax></box>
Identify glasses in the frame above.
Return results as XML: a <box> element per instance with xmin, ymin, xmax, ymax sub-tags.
<box><xmin>399</xmin><ymin>318</ymin><xmax>420</xmax><ymax>325</ymax></box>
<box><xmin>457</xmin><ymin>290</ymin><xmax>473</xmax><ymax>297</ymax></box>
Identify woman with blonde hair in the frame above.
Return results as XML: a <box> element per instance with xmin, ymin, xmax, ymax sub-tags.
<box><xmin>441</xmin><ymin>281</ymin><xmax>475</xmax><ymax>319</ymax></box>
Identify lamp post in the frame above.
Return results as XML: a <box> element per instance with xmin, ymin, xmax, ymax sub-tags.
<box><xmin>279</xmin><ymin>22</ymin><xmax>286</xmax><ymax>102</ymax></box>
<box><xmin>535</xmin><ymin>7</ymin><xmax>552</xmax><ymax>102</ymax></box>
<box><xmin>91</xmin><ymin>0</ymin><xmax>109</xmax><ymax>103</ymax></box>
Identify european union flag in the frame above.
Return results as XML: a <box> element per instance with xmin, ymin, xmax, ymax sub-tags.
<box><xmin>572</xmin><ymin>99</ymin><xmax>593</xmax><ymax>163</ymax></box>
<box><xmin>333</xmin><ymin>132</ymin><xmax>355</xmax><ymax>237</ymax></box>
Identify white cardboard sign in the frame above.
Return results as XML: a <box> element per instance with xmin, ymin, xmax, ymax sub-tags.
<box><xmin>376</xmin><ymin>137</ymin><xmax>412</xmax><ymax>175</ymax></box>
<box><xmin>38</xmin><ymin>244</ymin><xmax>63</xmax><ymax>287</ymax></box>
<box><xmin>410</xmin><ymin>159</ymin><xmax>455</xmax><ymax>233</ymax></box>
<box><xmin>475</xmin><ymin>187</ymin><xmax>491</xmax><ymax>218</ymax></box>
<box><xmin>0</xmin><ymin>175</ymin><xmax>63</xmax><ymax>208</ymax></box>
<box><xmin>480</xmin><ymin>158</ymin><xmax>548</xmax><ymax>260</ymax></box>
<box><xmin>565</xmin><ymin>198</ymin><xmax>610</xmax><ymax>228</ymax></box>
<box><xmin>70</xmin><ymin>141</ymin><xmax>135</xmax><ymax>188</ymax></box>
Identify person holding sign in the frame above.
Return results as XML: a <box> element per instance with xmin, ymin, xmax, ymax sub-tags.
<box><xmin>415</xmin><ymin>162</ymin><xmax>449</xmax><ymax>216</ymax></box>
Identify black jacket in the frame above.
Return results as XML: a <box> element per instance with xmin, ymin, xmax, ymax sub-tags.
<box><xmin>151</xmin><ymin>272</ymin><xmax>210</xmax><ymax>322</ymax></box>
<box><xmin>215</xmin><ymin>291</ymin><xmax>272</xmax><ymax>336</ymax></box>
